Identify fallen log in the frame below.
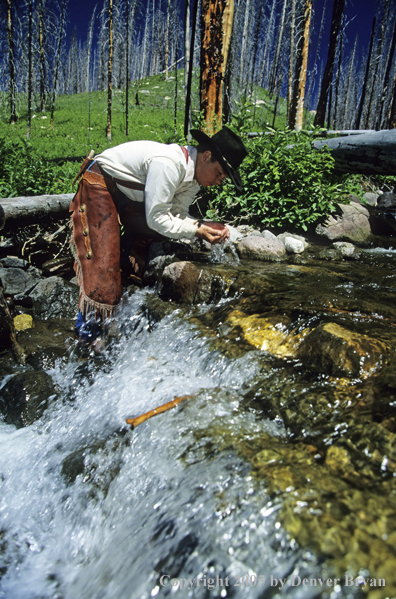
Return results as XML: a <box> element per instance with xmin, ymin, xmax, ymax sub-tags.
<box><xmin>0</xmin><ymin>194</ymin><xmax>74</xmax><ymax>230</ymax></box>
<box><xmin>312</xmin><ymin>129</ymin><xmax>396</xmax><ymax>175</ymax></box>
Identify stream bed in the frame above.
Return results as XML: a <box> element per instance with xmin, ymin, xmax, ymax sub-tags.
<box><xmin>1</xmin><ymin>244</ymin><xmax>396</xmax><ymax>599</ymax></box>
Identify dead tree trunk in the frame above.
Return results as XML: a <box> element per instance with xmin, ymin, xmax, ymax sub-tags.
<box><xmin>27</xmin><ymin>0</ymin><xmax>33</xmax><ymax>138</ymax></box>
<box><xmin>289</xmin><ymin>0</ymin><xmax>312</xmax><ymax>130</ymax></box>
<box><xmin>184</xmin><ymin>0</ymin><xmax>199</xmax><ymax>137</ymax></box>
<box><xmin>50</xmin><ymin>0</ymin><xmax>67</xmax><ymax>125</ymax></box>
<box><xmin>0</xmin><ymin>194</ymin><xmax>74</xmax><ymax>231</ymax></box>
<box><xmin>268</xmin><ymin>0</ymin><xmax>288</xmax><ymax>96</ymax></box>
<box><xmin>6</xmin><ymin>0</ymin><xmax>17</xmax><ymax>124</ymax></box>
<box><xmin>107</xmin><ymin>0</ymin><xmax>113</xmax><ymax>141</ymax></box>
<box><xmin>38</xmin><ymin>0</ymin><xmax>46</xmax><ymax>112</ymax></box>
<box><xmin>379</xmin><ymin>18</ymin><xmax>396</xmax><ymax>129</ymax></box>
<box><xmin>287</xmin><ymin>0</ymin><xmax>296</xmax><ymax>125</ymax></box>
<box><xmin>355</xmin><ymin>17</ymin><xmax>376</xmax><ymax>129</ymax></box>
<box><xmin>312</xmin><ymin>130</ymin><xmax>396</xmax><ymax>175</ymax></box>
<box><xmin>200</xmin><ymin>0</ymin><xmax>234</xmax><ymax>132</ymax></box>
<box><xmin>313</xmin><ymin>0</ymin><xmax>345</xmax><ymax>128</ymax></box>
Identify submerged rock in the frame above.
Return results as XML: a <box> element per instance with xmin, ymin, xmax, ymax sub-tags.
<box><xmin>297</xmin><ymin>322</ymin><xmax>388</xmax><ymax>379</ymax></box>
<box><xmin>0</xmin><ymin>370</ymin><xmax>57</xmax><ymax>427</ymax></box>
<box><xmin>161</xmin><ymin>261</ymin><xmax>226</xmax><ymax>304</ymax></box>
<box><xmin>235</xmin><ymin>235</ymin><xmax>287</xmax><ymax>261</ymax></box>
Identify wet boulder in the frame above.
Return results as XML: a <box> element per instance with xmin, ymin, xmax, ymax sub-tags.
<box><xmin>0</xmin><ymin>266</ymin><xmax>41</xmax><ymax>296</ymax></box>
<box><xmin>0</xmin><ymin>370</ymin><xmax>57</xmax><ymax>427</ymax></box>
<box><xmin>143</xmin><ymin>255</ymin><xmax>180</xmax><ymax>287</ymax></box>
<box><xmin>277</xmin><ymin>233</ymin><xmax>308</xmax><ymax>254</ymax></box>
<box><xmin>161</xmin><ymin>261</ymin><xmax>225</xmax><ymax>304</ymax></box>
<box><xmin>297</xmin><ymin>322</ymin><xmax>388</xmax><ymax>379</ymax></box>
<box><xmin>315</xmin><ymin>201</ymin><xmax>372</xmax><ymax>243</ymax></box>
<box><xmin>30</xmin><ymin>276</ymin><xmax>79</xmax><ymax>319</ymax></box>
<box><xmin>332</xmin><ymin>241</ymin><xmax>361</xmax><ymax>260</ymax></box>
<box><xmin>235</xmin><ymin>235</ymin><xmax>287</xmax><ymax>261</ymax></box>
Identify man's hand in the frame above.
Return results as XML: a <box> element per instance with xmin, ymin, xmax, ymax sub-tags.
<box><xmin>195</xmin><ymin>221</ymin><xmax>230</xmax><ymax>245</ymax></box>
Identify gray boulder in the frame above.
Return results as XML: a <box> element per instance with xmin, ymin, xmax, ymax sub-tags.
<box><xmin>315</xmin><ymin>201</ymin><xmax>372</xmax><ymax>243</ymax></box>
<box><xmin>161</xmin><ymin>261</ymin><xmax>225</xmax><ymax>304</ymax></box>
<box><xmin>235</xmin><ymin>235</ymin><xmax>287</xmax><ymax>261</ymax></box>
<box><xmin>0</xmin><ymin>267</ymin><xmax>41</xmax><ymax>295</ymax></box>
<box><xmin>30</xmin><ymin>276</ymin><xmax>79</xmax><ymax>319</ymax></box>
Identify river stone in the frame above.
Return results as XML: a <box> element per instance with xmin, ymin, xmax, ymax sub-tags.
<box><xmin>284</xmin><ymin>237</ymin><xmax>305</xmax><ymax>254</ymax></box>
<box><xmin>30</xmin><ymin>276</ymin><xmax>79</xmax><ymax>319</ymax></box>
<box><xmin>297</xmin><ymin>322</ymin><xmax>388</xmax><ymax>379</ymax></box>
<box><xmin>0</xmin><ymin>257</ymin><xmax>29</xmax><ymax>269</ymax></box>
<box><xmin>143</xmin><ymin>255</ymin><xmax>179</xmax><ymax>287</ymax></box>
<box><xmin>315</xmin><ymin>201</ymin><xmax>372</xmax><ymax>243</ymax></box>
<box><xmin>331</xmin><ymin>241</ymin><xmax>361</xmax><ymax>260</ymax></box>
<box><xmin>261</xmin><ymin>230</ymin><xmax>277</xmax><ymax>240</ymax></box>
<box><xmin>0</xmin><ymin>370</ymin><xmax>57</xmax><ymax>427</ymax></box>
<box><xmin>362</xmin><ymin>192</ymin><xmax>379</xmax><ymax>206</ymax></box>
<box><xmin>235</xmin><ymin>235</ymin><xmax>287</xmax><ymax>261</ymax></box>
<box><xmin>161</xmin><ymin>261</ymin><xmax>224</xmax><ymax>304</ymax></box>
<box><xmin>0</xmin><ymin>267</ymin><xmax>41</xmax><ymax>296</ymax></box>
<box><xmin>277</xmin><ymin>233</ymin><xmax>308</xmax><ymax>252</ymax></box>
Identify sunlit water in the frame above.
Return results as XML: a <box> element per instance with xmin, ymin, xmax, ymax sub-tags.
<box><xmin>0</xmin><ymin>288</ymin><xmax>363</xmax><ymax>599</ymax></box>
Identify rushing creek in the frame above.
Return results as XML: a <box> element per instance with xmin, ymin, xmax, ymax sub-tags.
<box><xmin>1</xmin><ymin>243</ymin><xmax>396</xmax><ymax>599</ymax></box>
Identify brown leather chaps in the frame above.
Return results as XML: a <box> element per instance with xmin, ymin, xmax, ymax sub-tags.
<box><xmin>70</xmin><ymin>161</ymin><xmax>165</xmax><ymax>318</ymax></box>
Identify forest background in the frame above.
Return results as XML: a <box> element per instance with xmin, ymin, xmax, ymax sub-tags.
<box><xmin>0</xmin><ymin>0</ymin><xmax>395</xmax><ymax>232</ymax></box>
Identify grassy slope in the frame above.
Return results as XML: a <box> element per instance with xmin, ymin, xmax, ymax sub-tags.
<box><xmin>1</xmin><ymin>70</ymin><xmax>291</xmax><ymax>161</ymax></box>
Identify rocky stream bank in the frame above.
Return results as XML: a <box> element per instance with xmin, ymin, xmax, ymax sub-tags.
<box><xmin>1</xmin><ymin>191</ymin><xmax>396</xmax><ymax>598</ymax></box>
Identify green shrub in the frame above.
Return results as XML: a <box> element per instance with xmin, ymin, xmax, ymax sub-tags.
<box><xmin>203</xmin><ymin>127</ymin><xmax>344</xmax><ymax>232</ymax></box>
<box><xmin>0</xmin><ymin>137</ymin><xmax>75</xmax><ymax>197</ymax></box>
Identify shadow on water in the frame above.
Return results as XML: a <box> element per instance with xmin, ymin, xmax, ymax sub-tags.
<box><xmin>1</xmin><ymin>245</ymin><xmax>396</xmax><ymax>598</ymax></box>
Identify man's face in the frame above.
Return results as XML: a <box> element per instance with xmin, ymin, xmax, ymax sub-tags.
<box><xmin>195</xmin><ymin>151</ymin><xmax>228</xmax><ymax>187</ymax></box>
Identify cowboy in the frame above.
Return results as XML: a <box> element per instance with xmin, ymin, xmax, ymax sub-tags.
<box><xmin>70</xmin><ymin>127</ymin><xmax>248</xmax><ymax>337</ymax></box>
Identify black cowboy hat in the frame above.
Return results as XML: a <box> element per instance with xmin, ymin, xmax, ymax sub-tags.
<box><xmin>190</xmin><ymin>126</ymin><xmax>248</xmax><ymax>191</ymax></box>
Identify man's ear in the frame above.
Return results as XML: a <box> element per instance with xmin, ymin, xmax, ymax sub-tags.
<box><xmin>203</xmin><ymin>150</ymin><xmax>212</xmax><ymax>163</ymax></box>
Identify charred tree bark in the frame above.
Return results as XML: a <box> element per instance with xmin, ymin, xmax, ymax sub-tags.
<box><xmin>289</xmin><ymin>0</ymin><xmax>312</xmax><ymax>130</ymax></box>
<box><xmin>355</xmin><ymin>17</ymin><xmax>376</xmax><ymax>129</ymax></box>
<box><xmin>287</xmin><ymin>0</ymin><xmax>296</xmax><ymax>125</ymax></box>
<box><xmin>6</xmin><ymin>0</ymin><xmax>17</xmax><ymax>124</ymax></box>
<box><xmin>165</xmin><ymin>0</ymin><xmax>172</xmax><ymax>79</ymax></box>
<box><xmin>312</xmin><ymin>130</ymin><xmax>396</xmax><ymax>175</ymax></box>
<box><xmin>27</xmin><ymin>0</ymin><xmax>33</xmax><ymax>138</ymax></box>
<box><xmin>304</xmin><ymin>0</ymin><xmax>327</xmax><ymax>127</ymax></box>
<box><xmin>259</xmin><ymin>0</ymin><xmax>276</xmax><ymax>88</ymax></box>
<box><xmin>379</xmin><ymin>18</ymin><xmax>396</xmax><ymax>129</ymax></box>
<box><xmin>184</xmin><ymin>0</ymin><xmax>199</xmax><ymax>137</ymax></box>
<box><xmin>50</xmin><ymin>0</ymin><xmax>67</xmax><ymax>125</ymax></box>
<box><xmin>39</xmin><ymin>0</ymin><xmax>46</xmax><ymax>112</ymax></box>
<box><xmin>200</xmin><ymin>0</ymin><xmax>234</xmax><ymax>132</ymax></box>
<box><xmin>107</xmin><ymin>0</ymin><xmax>113</xmax><ymax>142</ymax></box>
<box><xmin>313</xmin><ymin>0</ymin><xmax>345</xmax><ymax>128</ymax></box>
<box><xmin>126</xmin><ymin>0</ymin><xmax>130</xmax><ymax>135</ymax></box>
<box><xmin>268</xmin><ymin>0</ymin><xmax>288</xmax><ymax>96</ymax></box>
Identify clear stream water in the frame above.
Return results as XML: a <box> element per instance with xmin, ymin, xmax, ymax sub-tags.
<box><xmin>2</xmin><ymin>246</ymin><xmax>396</xmax><ymax>599</ymax></box>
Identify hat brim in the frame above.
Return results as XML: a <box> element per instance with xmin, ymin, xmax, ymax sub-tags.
<box><xmin>190</xmin><ymin>129</ymin><xmax>243</xmax><ymax>192</ymax></box>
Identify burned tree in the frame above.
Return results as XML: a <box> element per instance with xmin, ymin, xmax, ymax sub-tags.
<box><xmin>314</xmin><ymin>0</ymin><xmax>345</xmax><ymax>128</ymax></box>
<box><xmin>200</xmin><ymin>0</ymin><xmax>234</xmax><ymax>131</ymax></box>
<box><xmin>289</xmin><ymin>0</ymin><xmax>312</xmax><ymax>130</ymax></box>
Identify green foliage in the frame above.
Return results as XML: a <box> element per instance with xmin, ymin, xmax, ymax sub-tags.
<box><xmin>0</xmin><ymin>137</ymin><xmax>75</xmax><ymax>197</ymax></box>
<box><xmin>203</xmin><ymin>127</ymin><xmax>345</xmax><ymax>232</ymax></box>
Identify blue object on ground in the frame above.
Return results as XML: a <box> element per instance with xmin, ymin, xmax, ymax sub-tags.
<box><xmin>75</xmin><ymin>311</ymin><xmax>103</xmax><ymax>341</ymax></box>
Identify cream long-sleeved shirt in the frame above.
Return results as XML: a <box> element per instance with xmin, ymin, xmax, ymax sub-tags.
<box><xmin>96</xmin><ymin>141</ymin><xmax>200</xmax><ymax>240</ymax></box>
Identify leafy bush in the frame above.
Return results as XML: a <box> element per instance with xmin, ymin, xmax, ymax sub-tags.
<box><xmin>203</xmin><ymin>127</ymin><xmax>344</xmax><ymax>232</ymax></box>
<box><xmin>0</xmin><ymin>137</ymin><xmax>75</xmax><ymax>197</ymax></box>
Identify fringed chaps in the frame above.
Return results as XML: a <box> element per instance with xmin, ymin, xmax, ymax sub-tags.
<box><xmin>69</xmin><ymin>170</ymin><xmax>122</xmax><ymax>319</ymax></box>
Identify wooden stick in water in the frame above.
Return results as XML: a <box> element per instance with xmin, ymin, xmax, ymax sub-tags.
<box><xmin>126</xmin><ymin>395</ymin><xmax>193</xmax><ymax>430</ymax></box>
